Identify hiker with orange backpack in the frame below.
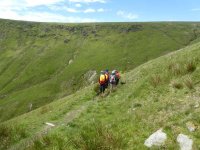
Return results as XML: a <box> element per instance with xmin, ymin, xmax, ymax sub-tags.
<box><xmin>109</xmin><ymin>70</ymin><xmax>117</xmax><ymax>91</ymax></box>
<box><xmin>109</xmin><ymin>70</ymin><xmax>120</xmax><ymax>92</ymax></box>
<box><xmin>99</xmin><ymin>71</ymin><xmax>106</xmax><ymax>95</ymax></box>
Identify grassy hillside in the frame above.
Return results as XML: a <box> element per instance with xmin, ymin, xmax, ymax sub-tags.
<box><xmin>1</xmin><ymin>40</ymin><xmax>200</xmax><ymax>150</ymax></box>
<box><xmin>1</xmin><ymin>19</ymin><xmax>200</xmax><ymax>122</ymax></box>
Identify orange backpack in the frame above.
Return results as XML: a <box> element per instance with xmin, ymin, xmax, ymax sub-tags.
<box><xmin>105</xmin><ymin>73</ymin><xmax>109</xmax><ymax>81</ymax></box>
<box><xmin>99</xmin><ymin>74</ymin><xmax>106</xmax><ymax>84</ymax></box>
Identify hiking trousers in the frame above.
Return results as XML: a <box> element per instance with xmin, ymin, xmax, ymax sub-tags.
<box><xmin>105</xmin><ymin>80</ymin><xmax>109</xmax><ymax>88</ymax></box>
<box><xmin>116</xmin><ymin>78</ymin><xmax>119</xmax><ymax>85</ymax></box>
<box><xmin>100</xmin><ymin>84</ymin><xmax>105</xmax><ymax>93</ymax></box>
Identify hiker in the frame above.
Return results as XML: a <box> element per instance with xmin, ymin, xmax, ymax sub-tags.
<box><xmin>110</xmin><ymin>70</ymin><xmax>117</xmax><ymax>91</ymax></box>
<box><xmin>104</xmin><ymin>69</ymin><xmax>110</xmax><ymax>88</ymax></box>
<box><xmin>99</xmin><ymin>71</ymin><xmax>106</xmax><ymax>95</ymax></box>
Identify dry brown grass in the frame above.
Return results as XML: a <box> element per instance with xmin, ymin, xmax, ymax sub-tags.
<box><xmin>150</xmin><ymin>75</ymin><xmax>161</xmax><ymax>87</ymax></box>
<box><xmin>185</xmin><ymin>60</ymin><xmax>196</xmax><ymax>73</ymax></box>
<box><xmin>184</xmin><ymin>77</ymin><xmax>194</xmax><ymax>89</ymax></box>
<box><xmin>168</xmin><ymin>63</ymin><xmax>182</xmax><ymax>76</ymax></box>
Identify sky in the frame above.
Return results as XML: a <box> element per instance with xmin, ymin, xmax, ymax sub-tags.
<box><xmin>0</xmin><ymin>0</ymin><xmax>200</xmax><ymax>23</ymax></box>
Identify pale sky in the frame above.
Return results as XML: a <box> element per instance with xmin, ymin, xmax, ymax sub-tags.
<box><xmin>0</xmin><ymin>0</ymin><xmax>200</xmax><ymax>22</ymax></box>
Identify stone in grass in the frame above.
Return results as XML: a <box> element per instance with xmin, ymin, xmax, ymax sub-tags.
<box><xmin>177</xmin><ymin>134</ymin><xmax>193</xmax><ymax>150</ymax></box>
<box><xmin>186</xmin><ymin>122</ymin><xmax>196</xmax><ymax>132</ymax></box>
<box><xmin>45</xmin><ymin>122</ymin><xmax>55</xmax><ymax>127</ymax></box>
<box><xmin>144</xmin><ymin>129</ymin><xmax>167</xmax><ymax>148</ymax></box>
<box><xmin>68</xmin><ymin>59</ymin><xmax>73</xmax><ymax>65</ymax></box>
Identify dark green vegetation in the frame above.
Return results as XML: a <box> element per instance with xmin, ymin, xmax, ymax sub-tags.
<box><xmin>1</xmin><ymin>19</ymin><xmax>200</xmax><ymax>122</ymax></box>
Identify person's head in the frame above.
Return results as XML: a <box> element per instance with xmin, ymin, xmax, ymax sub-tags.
<box><xmin>100</xmin><ymin>70</ymin><xmax>105</xmax><ymax>74</ymax></box>
<box><xmin>105</xmin><ymin>69</ymin><xmax>109</xmax><ymax>73</ymax></box>
<box><xmin>112</xmin><ymin>70</ymin><xmax>116</xmax><ymax>74</ymax></box>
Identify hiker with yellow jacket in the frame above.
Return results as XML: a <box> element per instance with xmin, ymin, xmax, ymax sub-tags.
<box><xmin>99</xmin><ymin>71</ymin><xmax>106</xmax><ymax>95</ymax></box>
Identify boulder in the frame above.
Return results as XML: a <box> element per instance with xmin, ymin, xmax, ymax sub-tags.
<box><xmin>177</xmin><ymin>134</ymin><xmax>193</xmax><ymax>150</ymax></box>
<box><xmin>144</xmin><ymin>129</ymin><xmax>167</xmax><ymax>147</ymax></box>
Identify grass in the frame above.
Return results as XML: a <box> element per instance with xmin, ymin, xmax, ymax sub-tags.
<box><xmin>0</xmin><ymin>124</ymin><xmax>28</xmax><ymax>149</ymax></box>
<box><xmin>150</xmin><ymin>74</ymin><xmax>162</xmax><ymax>88</ymax></box>
<box><xmin>184</xmin><ymin>76</ymin><xmax>194</xmax><ymax>89</ymax></box>
<box><xmin>26</xmin><ymin>133</ymin><xmax>70</xmax><ymax>150</ymax></box>
<box><xmin>185</xmin><ymin>60</ymin><xmax>197</xmax><ymax>73</ymax></box>
<box><xmin>0</xmin><ymin>40</ymin><xmax>200</xmax><ymax>149</ymax></box>
<box><xmin>1</xmin><ymin>19</ymin><xmax>200</xmax><ymax>122</ymax></box>
<box><xmin>171</xmin><ymin>80</ymin><xmax>183</xmax><ymax>89</ymax></box>
<box><xmin>70</xmin><ymin>122</ymin><xmax>126</xmax><ymax>150</ymax></box>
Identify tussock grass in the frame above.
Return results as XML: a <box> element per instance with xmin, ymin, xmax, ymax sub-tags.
<box><xmin>133</xmin><ymin>103</ymin><xmax>142</xmax><ymax>108</ymax></box>
<box><xmin>184</xmin><ymin>77</ymin><xmax>194</xmax><ymax>89</ymax></box>
<box><xmin>26</xmin><ymin>133</ymin><xmax>70</xmax><ymax>150</ymax></box>
<box><xmin>40</xmin><ymin>106</ymin><xmax>51</xmax><ymax>114</ymax></box>
<box><xmin>0</xmin><ymin>124</ymin><xmax>28</xmax><ymax>149</ymax></box>
<box><xmin>168</xmin><ymin>63</ymin><xmax>183</xmax><ymax>76</ymax></box>
<box><xmin>150</xmin><ymin>74</ymin><xmax>162</xmax><ymax>87</ymax></box>
<box><xmin>185</xmin><ymin>60</ymin><xmax>196</xmax><ymax>73</ymax></box>
<box><xmin>171</xmin><ymin>80</ymin><xmax>183</xmax><ymax>89</ymax></box>
<box><xmin>71</xmin><ymin>122</ymin><xmax>126</xmax><ymax>150</ymax></box>
<box><xmin>168</xmin><ymin>58</ymin><xmax>197</xmax><ymax>77</ymax></box>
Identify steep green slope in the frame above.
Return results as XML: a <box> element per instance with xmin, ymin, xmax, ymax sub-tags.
<box><xmin>1</xmin><ymin>19</ymin><xmax>200</xmax><ymax>122</ymax></box>
<box><xmin>1</xmin><ymin>41</ymin><xmax>200</xmax><ymax>150</ymax></box>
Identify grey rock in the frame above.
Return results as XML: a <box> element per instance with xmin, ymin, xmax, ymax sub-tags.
<box><xmin>144</xmin><ymin>129</ymin><xmax>167</xmax><ymax>147</ymax></box>
<box><xmin>177</xmin><ymin>134</ymin><xmax>193</xmax><ymax>150</ymax></box>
